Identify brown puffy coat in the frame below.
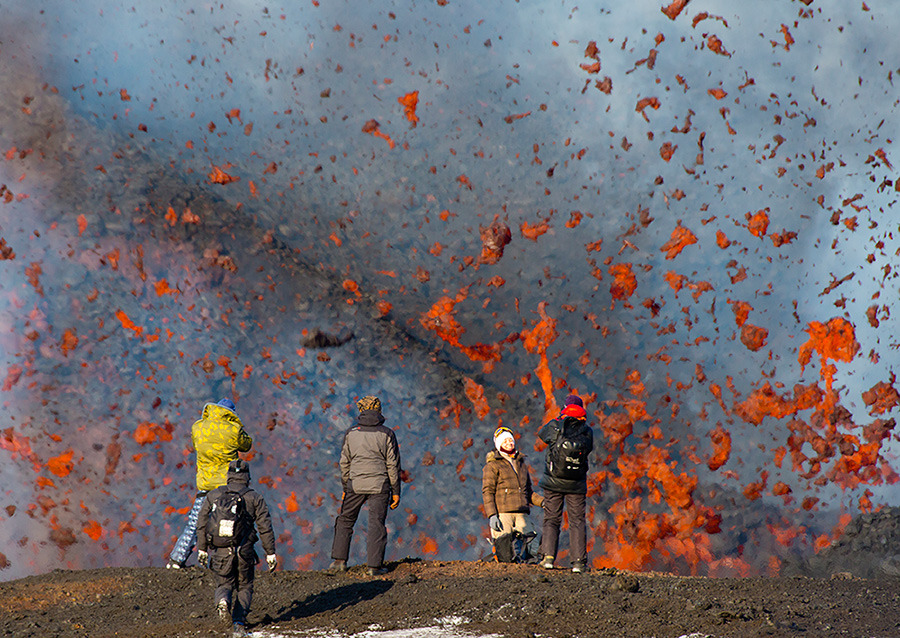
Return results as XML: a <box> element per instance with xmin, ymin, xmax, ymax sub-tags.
<box><xmin>482</xmin><ymin>450</ymin><xmax>544</xmax><ymax>517</ymax></box>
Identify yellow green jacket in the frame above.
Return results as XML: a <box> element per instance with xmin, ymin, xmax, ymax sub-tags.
<box><xmin>191</xmin><ymin>403</ymin><xmax>253</xmax><ymax>491</ymax></box>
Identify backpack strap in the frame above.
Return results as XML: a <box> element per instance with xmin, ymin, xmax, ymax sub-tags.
<box><xmin>226</xmin><ymin>486</ymin><xmax>252</xmax><ymax>545</ymax></box>
<box><xmin>547</xmin><ymin>422</ymin><xmax>563</xmax><ymax>472</ymax></box>
<box><xmin>231</xmin><ymin>486</ymin><xmax>251</xmax><ymax>516</ymax></box>
<box><xmin>550</xmin><ymin>420</ymin><xmax>563</xmax><ymax>448</ymax></box>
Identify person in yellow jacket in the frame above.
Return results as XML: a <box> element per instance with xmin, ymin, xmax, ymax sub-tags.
<box><xmin>167</xmin><ymin>398</ymin><xmax>253</xmax><ymax>568</ymax></box>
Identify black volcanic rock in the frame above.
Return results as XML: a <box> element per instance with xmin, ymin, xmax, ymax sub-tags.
<box><xmin>3</xmin><ymin>561</ymin><xmax>900</xmax><ymax>638</ymax></box>
<box><xmin>783</xmin><ymin>507</ymin><xmax>900</xmax><ymax>579</ymax></box>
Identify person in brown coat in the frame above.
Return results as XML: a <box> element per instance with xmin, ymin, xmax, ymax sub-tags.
<box><xmin>482</xmin><ymin>426</ymin><xmax>544</xmax><ymax>559</ymax></box>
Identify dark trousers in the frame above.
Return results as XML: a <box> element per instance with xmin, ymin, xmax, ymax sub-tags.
<box><xmin>211</xmin><ymin>545</ymin><xmax>257</xmax><ymax>624</ymax></box>
<box><xmin>540</xmin><ymin>489</ymin><xmax>587</xmax><ymax>564</ymax></box>
<box><xmin>331</xmin><ymin>491</ymin><xmax>389</xmax><ymax>568</ymax></box>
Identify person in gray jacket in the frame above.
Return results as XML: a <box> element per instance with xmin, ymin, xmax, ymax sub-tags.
<box><xmin>329</xmin><ymin>395</ymin><xmax>401</xmax><ymax>576</ymax></box>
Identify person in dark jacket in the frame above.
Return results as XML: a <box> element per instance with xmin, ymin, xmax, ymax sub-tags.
<box><xmin>537</xmin><ymin>394</ymin><xmax>594</xmax><ymax>572</ymax></box>
<box><xmin>196</xmin><ymin>459</ymin><xmax>276</xmax><ymax>637</ymax></box>
<box><xmin>482</xmin><ymin>426</ymin><xmax>544</xmax><ymax>559</ymax></box>
<box><xmin>330</xmin><ymin>396</ymin><xmax>401</xmax><ymax>576</ymax></box>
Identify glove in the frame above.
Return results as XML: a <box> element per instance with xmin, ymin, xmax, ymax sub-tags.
<box><xmin>266</xmin><ymin>554</ymin><xmax>278</xmax><ymax>571</ymax></box>
<box><xmin>197</xmin><ymin>550</ymin><xmax>209</xmax><ymax>566</ymax></box>
<box><xmin>489</xmin><ymin>514</ymin><xmax>503</xmax><ymax>532</ymax></box>
<box><xmin>390</xmin><ymin>494</ymin><xmax>400</xmax><ymax>510</ymax></box>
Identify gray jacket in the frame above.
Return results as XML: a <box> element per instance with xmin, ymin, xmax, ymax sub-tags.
<box><xmin>340</xmin><ymin>410</ymin><xmax>401</xmax><ymax>497</ymax></box>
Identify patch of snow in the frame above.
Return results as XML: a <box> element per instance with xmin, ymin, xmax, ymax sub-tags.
<box><xmin>250</xmin><ymin>616</ymin><xmax>502</xmax><ymax>638</ymax></box>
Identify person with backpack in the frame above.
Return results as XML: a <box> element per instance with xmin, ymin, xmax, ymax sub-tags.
<box><xmin>196</xmin><ymin>459</ymin><xmax>277</xmax><ymax>637</ymax></box>
<box><xmin>167</xmin><ymin>398</ymin><xmax>253</xmax><ymax>569</ymax></box>
<box><xmin>329</xmin><ymin>395</ymin><xmax>401</xmax><ymax>576</ymax></box>
<box><xmin>537</xmin><ymin>394</ymin><xmax>594</xmax><ymax>572</ymax></box>
<box><xmin>482</xmin><ymin>426</ymin><xmax>544</xmax><ymax>562</ymax></box>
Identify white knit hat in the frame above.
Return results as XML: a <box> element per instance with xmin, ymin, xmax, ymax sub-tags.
<box><xmin>493</xmin><ymin>427</ymin><xmax>515</xmax><ymax>452</ymax></box>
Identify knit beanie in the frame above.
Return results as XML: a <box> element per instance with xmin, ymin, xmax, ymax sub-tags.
<box><xmin>357</xmin><ymin>396</ymin><xmax>382</xmax><ymax>413</ymax></box>
<box><xmin>564</xmin><ymin>394</ymin><xmax>583</xmax><ymax>407</ymax></box>
<box><xmin>217</xmin><ymin>398</ymin><xmax>236</xmax><ymax>411</ymax></box>
<box><xmin>493</xmin><ymin>427</ymin><xmax>515</xmax><ymax>452</ymax></box>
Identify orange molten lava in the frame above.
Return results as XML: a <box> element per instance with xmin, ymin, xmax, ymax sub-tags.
<box><xmin>521</xmin><ymin>302</ymin><xmax>559</xmax><ymax>419</ymax></box>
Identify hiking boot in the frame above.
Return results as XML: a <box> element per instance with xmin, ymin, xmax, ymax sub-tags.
<box><xmin>571</xmin><ymin>560</ymin><xmax>587</xmax><ymax>573</ymax></box>
<box><xmin>367</xmin><ymin>566</ymin><xmax>388</xmax><ymax>576</ymax></box>
<box><xmin>232</xmin><ymin>622</ymin><xmax>249</xmax><ymax>637</ymax></box>
<box><xmin>540</xmin><ymin>555</ymin><xmax>555</xmax><ymax>569</ymax></box>
<box><xmin>328</xmin><ymin>559</ymin><xmax>348</xmax><ymax>573</ymax></box>
<box><xmin>217</xmin><ymin>599</ymin><xmax>231</xmax><ymax>623</ymax></box>
<box><xmin>165</xmin><ymin>560</ymin><xmax>183</xmax><ymax>569</ymax></box>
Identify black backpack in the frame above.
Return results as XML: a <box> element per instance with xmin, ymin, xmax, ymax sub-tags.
<box><xmin>207</xmin><ymin>487</ymin><xmax>251</xmax><ymax>548</ymax></box>
<box><xmin>493</xmin><ymin>530</ymin><xmax>537</xmax><ymax>563</ymax></box>
<box><xmin>547</xmin><ymin>423</ymin><xmax>590</xmax><ymax>480</ymax></box>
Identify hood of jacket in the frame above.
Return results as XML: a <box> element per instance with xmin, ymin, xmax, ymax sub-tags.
<box><xmin>201</xmin><ymin>402</ymin><xmax>241</xmax><ymax>423</ymax></box>
<box><xmin>560</xmin><ymin>403</ymin><xmax>587</xmax><ymax>419</ymax></box>
<box><xmin>357</xmin><ymin>409</ymin><xmax>386</xmax><ymax>427</ymax></box>
<box><xmin>225</xmin><ymin>472</ymin><xmax>250</xmax><ymax>490</ymax></box>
